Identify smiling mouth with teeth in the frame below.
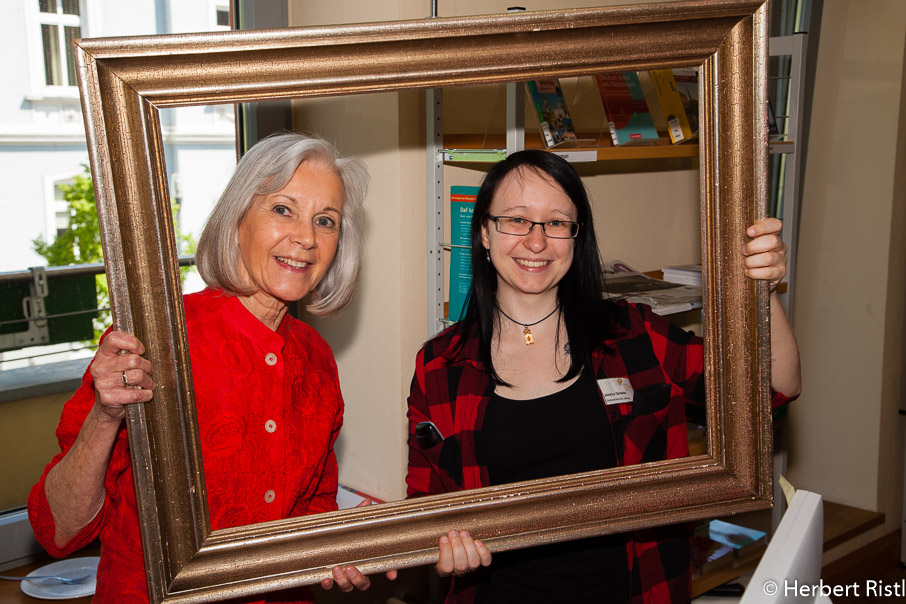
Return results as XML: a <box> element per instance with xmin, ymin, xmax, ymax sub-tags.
<box><xmin>515</xmin><ymin>258</ymin><xmax>550</xmax><ymax>268</ymax></box>
<box><xmin>277</xmin><ymin>256</ymin><xmax>309</xmax><ymax>268</ymax></box>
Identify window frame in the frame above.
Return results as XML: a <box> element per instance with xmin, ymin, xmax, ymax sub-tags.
<box><xmin>74</xmin><ymin>1</ymin><xmax>773</xmax><ymax>601</ymax></box>
<box><xmin>24</xmin><ymin>0</ymin><xmax>84</xmax><ymax>99</ymax></box>
<box><xmin>210</xmin><ymin>0</ymin><xmax>231</xmax><ymax>31</ymax></box>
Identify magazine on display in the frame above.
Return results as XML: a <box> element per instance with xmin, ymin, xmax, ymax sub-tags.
<box><xmin>649</xmin><ymin>68</ymin><xmax>699</xmax><ymax>144</ymax></box>
<box><xmin>525</xmin><ymin>78</ymin><xmax>579</xmax><ymax>148</ymax></box>
<box><xmin>594</xmin><ymin>72</ymin><xmax>660</xmax><ymax>146</ymax></box>
<box><xmin>602</xmin><ymin>259</ymin><xmax>702</xmax><ymax>315</ymax></box>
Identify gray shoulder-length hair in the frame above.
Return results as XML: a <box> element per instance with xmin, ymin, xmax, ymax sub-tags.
<box><xmin>196</xmin><ymin>132</ymin><xmax>368</xmax><ymax>316</ymax></box>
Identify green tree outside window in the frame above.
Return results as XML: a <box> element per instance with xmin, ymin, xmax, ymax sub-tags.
<box><xmin>32</xmin><ymin>165</ymin><xmax>196</xmax><ymax>343</ymax></box>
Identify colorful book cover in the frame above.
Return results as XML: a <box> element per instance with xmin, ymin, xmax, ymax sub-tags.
<box><xmin>594</xmin><ymin>72</ymin><xmax>659</xmax><ymax>146</ymax></box>
<box><xmin>449</xmin><ymin>186</ymin><xmax>478</xmax><ymax>323</ymax></box>
<box><xmin>525</xmin><ymin>78</ymin><xmax>579</xmax><ymax>148</ymax></box>
<box><xmin>673</xmin><ymin>67</ymin><xmax>700</xmax><ymax>136</ymax></box>
<box><xmin>649</xmin><ymin>69</ymin><xmax>698</xmax><ymax>144</ymax></box>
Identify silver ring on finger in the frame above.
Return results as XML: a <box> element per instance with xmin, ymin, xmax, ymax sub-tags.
<box><xmin>122</xmin><ymin>370</ymin><xmax>130</xmax><ymax>387</ymax></box>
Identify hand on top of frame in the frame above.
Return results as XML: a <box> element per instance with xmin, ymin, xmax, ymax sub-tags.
<box><xmin>743</xmin><ymin>217</ymin><xmax>787</xmax><ymax>291</ymax></box>
<box><xmin>89</xmin><ymin>330</ymin><xmax>154</xmax><ymax>422</ymax></box>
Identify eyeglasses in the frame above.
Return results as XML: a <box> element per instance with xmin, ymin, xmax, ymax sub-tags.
<box><xmin>487</xmin><ymin>215</ymin><xmax>580</xmax><ymax>239</ymax></box>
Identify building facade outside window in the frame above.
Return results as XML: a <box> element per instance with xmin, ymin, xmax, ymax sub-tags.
<box><xmin>0</xmin><ymin>3</ymin><xmax>240</xmax><ymax>566</ymax></box>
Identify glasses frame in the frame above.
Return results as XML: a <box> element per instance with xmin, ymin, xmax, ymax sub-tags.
<box><xmin>74</xmin><ymin>1</ymin><xmax>772</xmax><ymax>601</ymax></box>
<box><xmin>488</xmin><ymin>214</ymin><xmax>581</xmax><ymax>239</ymax></box>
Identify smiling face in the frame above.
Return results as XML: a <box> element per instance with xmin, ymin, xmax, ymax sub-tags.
<box><xmin>236</xmin><ymin>160</ymin><xmax>345</xmax><ymax>325</ymax></box>
<box><xmin>480</xmin><ymin>166</ymin><xmax>577</xmax><ymax>306</ymax></box>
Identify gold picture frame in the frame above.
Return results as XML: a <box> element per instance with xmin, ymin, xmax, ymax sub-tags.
<box><xmin>74</xmin><ymin>0</ymin><xmax>771</xmax><ymax>601</ymax></box>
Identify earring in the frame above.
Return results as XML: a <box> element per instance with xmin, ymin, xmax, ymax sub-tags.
<box><xmin>486</xmin><ymin>249</ymin><xmax>490</xmax><ymax>262</ymax></box>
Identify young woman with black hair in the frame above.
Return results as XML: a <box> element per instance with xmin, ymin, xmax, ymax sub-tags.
<box><xmin>406</xmin><ymin>150</ymin><xmax>800</xmax><ymax>603</ymax></box>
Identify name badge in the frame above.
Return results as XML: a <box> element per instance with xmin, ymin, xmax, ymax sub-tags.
<box><xmin>598</xmin><ymin>377</ymin><xmax>634</xmax><ymax>405</ymax></box>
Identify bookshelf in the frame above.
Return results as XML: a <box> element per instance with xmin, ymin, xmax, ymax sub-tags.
<box><xmin>426</xmin><ymin>44</ymin><xmax>805</xmax><ymax>334</ymax></box>
<box><xmin>425</xmin><ymin>81</ymin><xmax>705</xmax><ymax>335</ymax></box>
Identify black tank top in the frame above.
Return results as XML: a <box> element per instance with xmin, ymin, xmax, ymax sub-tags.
<box><xmin>475</xmin><ymin>369</ymin><xmax>629</xmax><ymax>603</ymax></box>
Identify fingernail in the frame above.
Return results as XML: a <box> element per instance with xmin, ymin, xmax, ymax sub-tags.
<box><xmin>460</xmin><ymin>530</ymin><xmax>470</xmax><ymax>537</ymax></box>
<box><xmin>440</xmin><ymin>536</ymin><xmax>449</xmax><ymax>544</ymax></box>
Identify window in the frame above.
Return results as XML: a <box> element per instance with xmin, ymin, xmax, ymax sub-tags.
<box><xmin>48</xmin><ymin>176</ymin><xmax>75</xmax><ymax>240</ymax></box>
<box><xmin>212</xmin><ymin>3</ymin><xmax>231</xmax><ymax>31</ymax></box>
<box><xmin>37</xmin><ymin>0</ymin><xmax>82</xmax><ymax>89</ymax></box>
<box><xmin>2</xmin><ymin>0</ymin><xmax>236</xmax><ymax>568</ymax></box>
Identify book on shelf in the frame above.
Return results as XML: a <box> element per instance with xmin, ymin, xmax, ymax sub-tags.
<box><xmin>697</xmin><ymin>519</ymin><xmax>768</xmax><ymax>566</ymax></box>
<box><xmin>448</xmin><ymin>185</ymin><xmax>478</xmax><ymax>323</ymax></box>
<box><xmin>602</xmin><ymin>260</ymin><xmax>702</xmax><ymax>315</ymax></box>
<box><xmin>594</xmin><ymin>72</ymin><xmax>660</xmax><ymax>146</ymax></box>
<box><xmin>661</xmin><ymin>263</ymin><xmax>702</xmax><ymax>287</ymax></box>
<box><xmin>525</xmin><ymin>78</ymin><xmax>579</xmax><ymax>148</ymax></box>
<box><xmin>649</xmin><ymin>68</ymin><xmax>699</xmax><ymax>144</ymax></box>
<box><xmin>692</xmin><ymin>533</ymin><xmax>735</xmax><ymax>576</ymax></box>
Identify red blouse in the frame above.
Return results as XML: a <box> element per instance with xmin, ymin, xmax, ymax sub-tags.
<box><xmin>28</xmin><ymin>288</ymin><xmax>344</xmax><ymax>603</ymax></box>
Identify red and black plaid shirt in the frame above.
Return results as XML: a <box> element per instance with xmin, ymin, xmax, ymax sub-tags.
<box><xmin>407</xmin><ymin>300</ymin><xmax>791</xmax><ymax>603</ymax></box>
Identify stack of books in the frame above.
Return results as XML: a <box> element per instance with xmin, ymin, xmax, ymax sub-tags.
<box><xmin>692</xmin><ymin>534</ymin><xmax>735</xmax><ymax>576</ymax></box>
<box><xmin>661</xmin><ymin>264</ymin><xmax>703</xmax><ymax>287</ymax></box>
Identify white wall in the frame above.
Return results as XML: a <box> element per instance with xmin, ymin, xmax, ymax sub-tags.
<box><xmin>788</xmin><ymin>0</ymin><xmax>906</xmax><ymax>556</ymax></box>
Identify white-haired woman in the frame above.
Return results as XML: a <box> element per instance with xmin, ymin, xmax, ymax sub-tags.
<box><xmin>28</xmin><ymin>133</ymin><xmax>385</xmax><ymax>602</ymax></box>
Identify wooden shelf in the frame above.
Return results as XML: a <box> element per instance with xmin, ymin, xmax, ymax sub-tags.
<box><xmin>443</xmin><ymin>133</ymin><xmax>795</xmax><ymax>162</ymax></box>
<box><xmin>823</xmin><ymin>501</ymin><xmax>885</xmax><ymax>551</ymax></box>
<box><xmin>442</xmin><ymin>132</ymin><xmax>700</xmax><ymax>162</ymax></box>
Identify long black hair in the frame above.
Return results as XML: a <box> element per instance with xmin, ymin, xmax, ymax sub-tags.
<box><xmin>452</xmin><ymin>150</ymin><xmax>614</xmax><ymax>385</ymax></box>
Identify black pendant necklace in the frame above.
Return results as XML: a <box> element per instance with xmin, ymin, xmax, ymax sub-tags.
<box><xmin>496</xmin><ymin>304</ymin><xmax>560</xmax><ymax>346</ymax></box>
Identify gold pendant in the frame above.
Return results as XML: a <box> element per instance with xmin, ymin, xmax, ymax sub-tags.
<box><xmin>523</xmin><ymin>327</ymin><xmax>534</xmax><ymax>346</ymax></box>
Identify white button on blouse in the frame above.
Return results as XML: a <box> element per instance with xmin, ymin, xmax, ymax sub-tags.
<box><xmin>265</xmin><ymin>419</ymin><xmax>277</xmax><ymax>433</ymax></box>
<box><xmin>264</xmin><ymin>489</ymin><xmax>276</xmax><ymax>503</ymax></box>
<box><xmin>265</xmin><ymin>352</ymin><xmax>278</xmax><ymax>366</ymax></box>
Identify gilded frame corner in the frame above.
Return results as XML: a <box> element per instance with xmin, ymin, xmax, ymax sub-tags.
<box><xmin>75</xmin><ymin>0</ymin><xmax>772</xmax><ymax>601</ymax></box>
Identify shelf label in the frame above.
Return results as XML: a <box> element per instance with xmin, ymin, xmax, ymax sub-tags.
<box><xmin>550</xmin><ymin>150</ymin><xmax>598</xmax><ymax>163</ymax></box>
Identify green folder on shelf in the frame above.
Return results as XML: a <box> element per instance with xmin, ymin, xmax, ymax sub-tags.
<box><xmin>448</xmin><ymin>186</ymin><xmax>478</xmax><ymax>323</ymax></box>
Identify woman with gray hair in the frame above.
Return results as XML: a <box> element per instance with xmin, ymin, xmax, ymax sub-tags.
<box><xmin>28</xmin><ymin>133</ymin><xmax>384</xmax><ymax>602</ymax></box>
